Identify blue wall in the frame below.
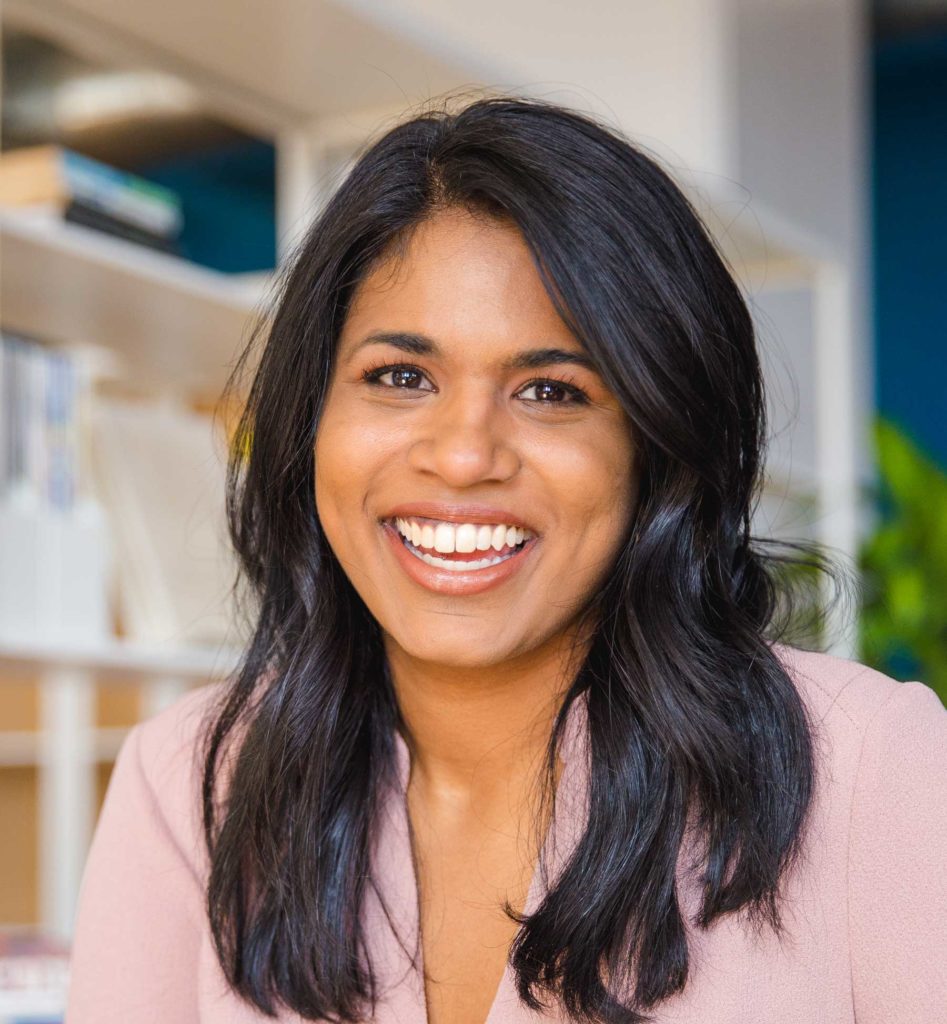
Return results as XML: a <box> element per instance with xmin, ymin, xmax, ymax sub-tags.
<box><xmin>136</xmin><ymin>137</ymin><xmax>276</xmax><ymax>274</ymax></box>
<box><xmin>873</xmin><ymin>31</ymin><xmax>947</xmax><ymax>468</ymax></box>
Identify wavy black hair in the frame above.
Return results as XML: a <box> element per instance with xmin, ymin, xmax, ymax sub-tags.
<box><xmin>200</xmin><ymin>94</ymin><xmax>841</xmax><ymax>1023</ymax></box>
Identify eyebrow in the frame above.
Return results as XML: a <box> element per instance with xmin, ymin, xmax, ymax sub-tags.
<box><xmin>347</xmin><ymin>330</ymin><xmax>599</xmax><ymax>373</ymax></box>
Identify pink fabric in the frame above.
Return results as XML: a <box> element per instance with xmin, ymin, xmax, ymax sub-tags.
<box><xmin>65</xmin><ymin>644</ymin><xmax>947</xmax><ymax>1023</ymax></box>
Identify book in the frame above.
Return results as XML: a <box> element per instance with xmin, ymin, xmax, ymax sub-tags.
<box><xmin>0</xmin><ymin>927</ymin><xmax>69</xmax><ymax>1024</ymax></box>
<box><xmin>62</xmin><ymin>198</ymin><xmax>183</xmax><ymax>256</ymax></box>
<box><xmin>0</xmin><ymin>332</ymin><xmax>81</xmax><ymax>511</ymax></box>
<box><xmin>0</xmin><ymin>144</ymin><xmax>183</xmax><ymax>241</ymax></box>
<box><xmin>88</xmin><ymin>395</ymin><xmax>239</xmax><ymax>646</ymax></box>
<box><xmin>0</xmin><ymin>333</ymin><xmax>111</xmax><ymax>647</ymax></box>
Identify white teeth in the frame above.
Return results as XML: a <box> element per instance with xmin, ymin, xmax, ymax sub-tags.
<box><xmin>405</xmin><ymin>546</ymin><xmax>516</xmax><ymax>572</ymax></box>
<box><xmin>433</xmin><ymin>522</ymin><xmax>455</xmax><ymax>553</ymax></box>
<box><xmin>455</xmin><ymin>523</ymin><xmax>478</xmax><ymax>553</ymax></box>
<box><xmin>392</xmin><ymin>516</ymin><xmax>536</xmax><ymax>556</ymax></box>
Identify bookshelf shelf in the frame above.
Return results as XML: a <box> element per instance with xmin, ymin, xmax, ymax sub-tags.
<box><xmin>0</xmin><ymin>205</ymin><xmax>272</xmax><ymax>397</ymax></box>
<box><xmin>0</xmin><ymin>725</ymin><xmax>129</xmax><ymax>768</ymax></box>
<box><xmin>0</xmin><ymin>636</ymin><xmax>241</xmax><ymax>766</ymax></box>
<box><xmin>0</xmin><ymin>636</ymin><xmax>240</xmax><ymax>684</ymax></box>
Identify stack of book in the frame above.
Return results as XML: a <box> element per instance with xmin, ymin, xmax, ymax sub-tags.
<box><xmin>0</xmin><ymin>144</ymin><xmax>184</xmax><ymax>256</ymax></box>
<box><xmin>0</xmin><ymin>332</ymin><xmax>84</xmax><ymax>513</ymax></box>
<box><xmin>0</xmin><ymin>331</ymin><xmax>111</xmax><ymax>647</ymax></box>
<box><xmin>0</xmin><ymin>928</ymin><xmax>69</xmax><ymax>1024</ymax></box>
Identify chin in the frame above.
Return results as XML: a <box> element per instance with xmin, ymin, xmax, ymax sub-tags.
<box><xmin>385</xmin><ymin>628</ymin><xmax>513</xmax><ymax>670</ymax></box>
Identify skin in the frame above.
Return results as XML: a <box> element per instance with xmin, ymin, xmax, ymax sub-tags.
<box><xmin>314</xmin><ymin>206</ymin><xmax>637</xmax><ymax>1024</ymax></box>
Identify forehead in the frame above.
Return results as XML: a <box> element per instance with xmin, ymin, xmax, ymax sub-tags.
<box><xmin>339</xmin><ymin>208</ymin><xmax>581</xmax><ymax>357</ymax></box>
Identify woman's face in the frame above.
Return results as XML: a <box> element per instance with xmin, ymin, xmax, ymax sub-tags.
<box><xmin>314</xmin><ymin>207</ymin><xmax>637</xmax><ymax>670</ymax></box>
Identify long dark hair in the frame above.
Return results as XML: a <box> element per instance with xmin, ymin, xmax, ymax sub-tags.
<box><xmin>200</xmin><ymin>94</ymin><xmax>838</xmax><ymax>1023</ymax></box>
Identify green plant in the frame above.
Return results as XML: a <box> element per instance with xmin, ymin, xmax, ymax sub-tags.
<box><xmin>858</xmin><ymin>418</ymin><xmax>947</xmax><ymax>704</ymax></box>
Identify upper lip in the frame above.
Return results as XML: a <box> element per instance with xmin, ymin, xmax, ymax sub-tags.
<box><xmin>380</xmin><ymin>502</ymin><xmax>539</xmax><ymax>533</ymax></box>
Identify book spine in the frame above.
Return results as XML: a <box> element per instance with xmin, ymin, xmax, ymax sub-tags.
<box><xmin>60</xmin><ymin>148</ymin><xmax>183</xmax><ymax>238</ymax></box>
<box><xmin>62</xmin><ymin>199</ymin><xmax>184</xmax><ymax>256</ymax></box>
<box><xmin>11</xmin><ymin>340</ymin><xmax>29</xmax><ymax>500</ymax></box>
<box><xmin>0</xmin><ymin>336</ymin><xmax>6</xmax><ymax>496</ymax></box>
<box><xmin>29</xmin><ymin>344</ymin><xmax>48</xmax><ymax>506</ymax></box>
<box><xmin>46</xmin><ymin>350</ymin><xmax>75</xmax><ymax>512</ymax></box>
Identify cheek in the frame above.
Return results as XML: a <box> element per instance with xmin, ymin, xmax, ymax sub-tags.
<box><xmin>313</xmin><ymin>399</ymin><xmax>364</xmax><ymax>538</ymax></box>
<box><xmin>312</xmin><ymin>396</ymin><xmax>403</xmax><ymax>532</ymax></box>
<box><xmin>538</xmin><ymin>428</ymin><xmax>636</xmax><ymax>539</ymax></box>
<box><xmin>560</xmin><ymin>440</ymin><xmax>637</xmax><ymax>600</ymax></box>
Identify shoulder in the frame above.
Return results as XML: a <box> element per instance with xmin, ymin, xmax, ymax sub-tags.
<box><xmin>770</xmin><ymin>642</ymin><xmax>946</xmax><ymax>841</ymax></box>
<box><xmin>68</xmin><ymin>681</ymin><xmax>236</xmax><ymax>1021</ymax></box>
<box><xmin>130</xmin><ymin>680</ymin><xmax>228</xmax><ymax>792</ymax></box>
<box><xmin>771</xmin><ymin>641</ymin><xmax>947</xmax><ymax>849</ymax></box>
<box><xmin>771</xmin><ymin>648</ymin><xmax>947</xmax><ymax>1016</ymax></box>
<box><xmin>770</xmin><ymin>640</ymin><xmax>944</xmax><ymax>738</ymax></box>
<box><xmin>110</xmin><ymin>680</ymin><xmax>230</xmax><ymax>883</ymax></box>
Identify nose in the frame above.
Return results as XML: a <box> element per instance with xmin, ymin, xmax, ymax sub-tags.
<box><xmin>406</xmin><ymin>382</ymin><xmax>520</xmax><ymax>486</ymax></box>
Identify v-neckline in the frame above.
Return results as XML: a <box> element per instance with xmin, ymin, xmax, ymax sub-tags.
<box><xmin>377</xmin><ymin>692</ymin><xmax>591</xmax><ymax>1024</ymax></box>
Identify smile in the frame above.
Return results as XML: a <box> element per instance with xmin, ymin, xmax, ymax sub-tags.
<box><xmin>380</xmin><ymin>515</ymin><xmax>539</xmax><ymax>595</ymax></box>
<box><xmin>393</xmin><ymin>515</ymin><xmax>533</xmax><ymax>572</ymax></box>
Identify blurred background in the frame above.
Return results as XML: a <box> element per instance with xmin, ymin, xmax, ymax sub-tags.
<box><xmin>0</xmin><ymin>0</ymin><xmax>944</xmax><ymax>1017</ymax></box>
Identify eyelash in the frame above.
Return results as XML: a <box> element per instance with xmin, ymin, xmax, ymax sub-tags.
<box><xmin>359</xmin><ymin>361</ymin><xmax>590</xmax><ymax>405</ymax></box>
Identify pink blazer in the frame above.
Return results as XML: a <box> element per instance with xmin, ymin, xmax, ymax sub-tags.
<box><xmin>65</xmin><ymin>644</ymin><xmax>947</xmax><ymax>1023</ymax></box>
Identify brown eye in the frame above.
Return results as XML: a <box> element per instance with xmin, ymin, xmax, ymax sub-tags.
<box><xmin>361</xmin><ymin>363</ymin><xmax>435</xmax><ymax>391</ymax></box>
<box><xmin>517</xmin><ymin>378</ymin><xmax>589</xmax><ymax>405</ymax></box>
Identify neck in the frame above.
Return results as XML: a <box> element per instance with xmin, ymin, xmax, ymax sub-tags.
<box><xmin>384</xmin><ymin>626</ymin><xmax>591</xmax><ymax>803</ymax></box>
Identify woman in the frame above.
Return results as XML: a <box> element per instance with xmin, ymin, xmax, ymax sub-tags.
<box><xmin>66</xmin><ymin>96</ymin><xmax>947</xmax><ymax>1024</ymax></box>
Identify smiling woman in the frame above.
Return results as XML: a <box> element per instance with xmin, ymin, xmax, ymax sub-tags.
<box><xmin>66</xmin><ymin>96</ymin><xmax>947</xmax><ymax>1024</ymax></box>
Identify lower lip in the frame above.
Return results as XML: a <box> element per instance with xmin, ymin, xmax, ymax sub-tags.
<box><xmin>380</xmin><ymin>520</ymin><xmax>538</xmax><ymax>596</ymax></box>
